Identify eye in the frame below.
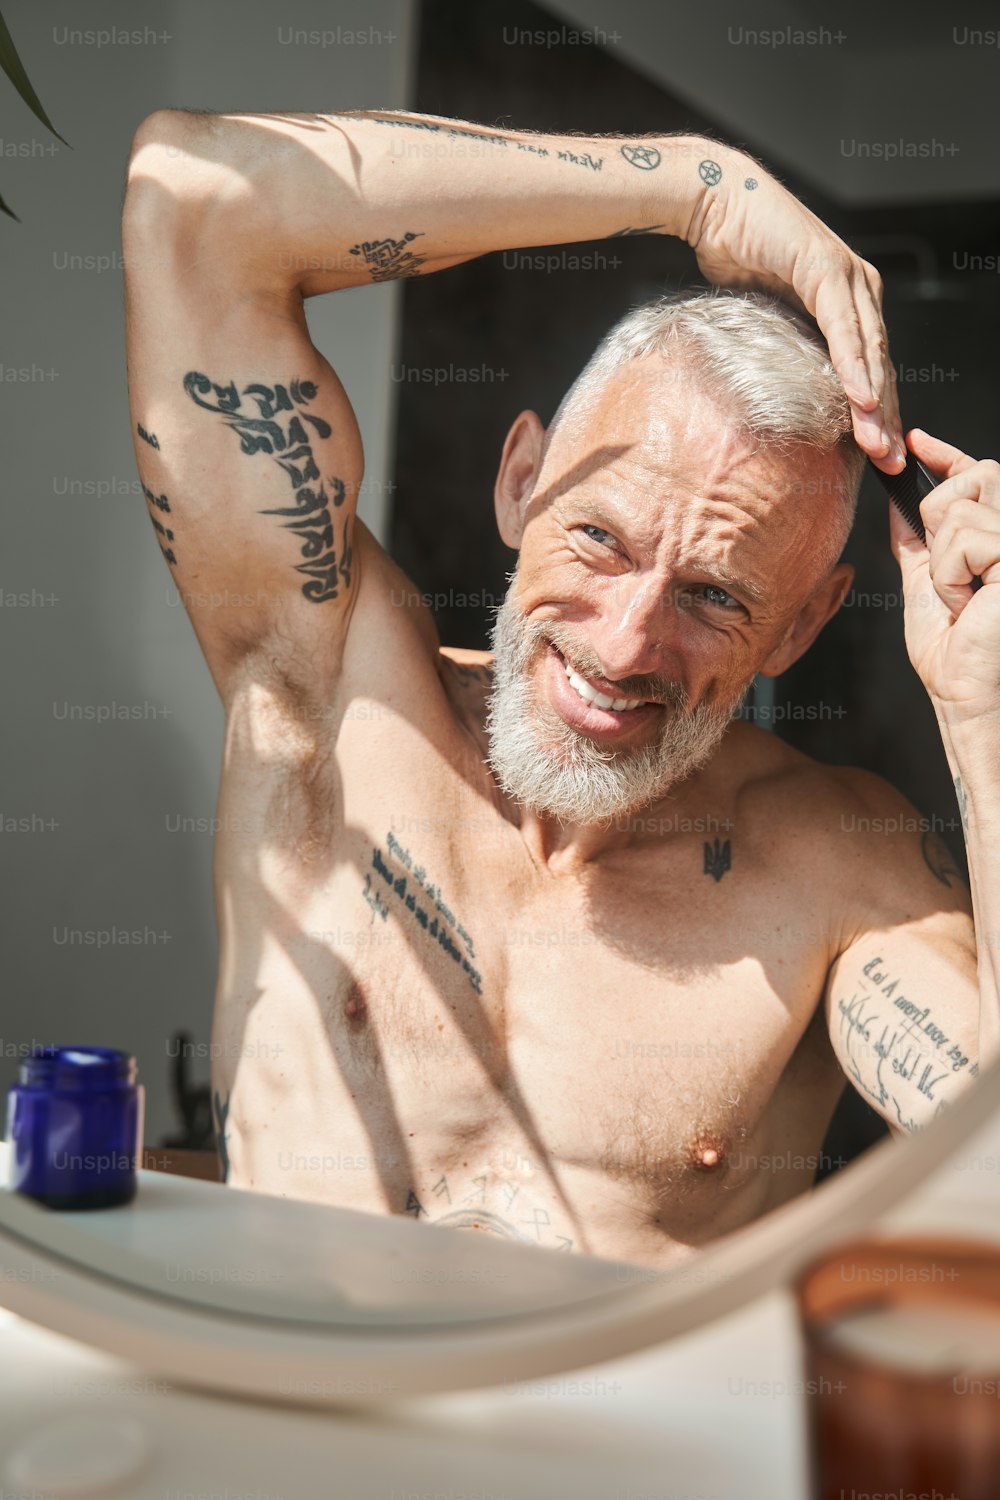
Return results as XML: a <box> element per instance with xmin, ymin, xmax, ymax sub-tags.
<box><xmin>578</xmin><ymin>524</ymin><xmax>617</xmax><ymax>548</ymax></box>
<box><xmin>703</xmin><ymin>584</ymin><xmax>738</xmax><ymax>609</ymax></box>
<box><xmin>677</xmin><ymin>583</ymin><xmax>743</xmax><ymax>612</ymax></box>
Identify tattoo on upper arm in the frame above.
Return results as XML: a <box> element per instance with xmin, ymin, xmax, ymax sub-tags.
<box><xmin>182</xmin><ymin>373</ymin><xmax>352</xmax><ymax>604</ymax></box>
<box><xmin>137</xmin><ymin>423</ymin><xmax>160</xmax><ymax>450</ymax></box>
<box><xmin>921</xmin><ymin>829</ymin><xmax>964</xmax><ymax>888</ymax></box>
<box><xmin>141</xmin><ymin>479</ymin><xmax>177</xmax><ymax>567</ymax></box>
<box><xmin>835</xmin><ymin>952</ymin><xmax>978</xmax><ymax>1131</ymax></box>
<box><xmin>698</xmin><ymin>159</ymin><xmax>723</xmax><ymax>186</ymax></box>
<box><xmin>348</xmin><ymin>231</ymin><xmax>427</xmax><ymax>282</ymax></box>
<box><xmin>213</xmin><ymin>1088</ymin><xmax>231</xmax><ymax>1183</ymax></box>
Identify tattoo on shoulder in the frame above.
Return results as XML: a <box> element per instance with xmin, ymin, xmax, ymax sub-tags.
<box><xmin>348</xmin><ymin>231</ymin><xmax>427</xmax><ymax>282</ymax></box>
<box><xmin>182</xmin><ymin>372</ymin><xmax>351</xmax><ymax>604</ymax></box>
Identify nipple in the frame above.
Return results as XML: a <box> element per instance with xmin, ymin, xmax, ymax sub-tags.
<box><xmin>343</xmin><ymin>981</ymin><xmax>367</xmax><ymax>1025</ymax></box>
<box><xmin>687</xmin><ymin>1129</ymin><xmax>728</xmax><ymax>1173</ymax></box>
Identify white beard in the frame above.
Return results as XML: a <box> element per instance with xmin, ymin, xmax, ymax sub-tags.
<box><xmin>484</xmin><ymin>577</ymin><xmax>752</xmax><ymax>828</ymax></box>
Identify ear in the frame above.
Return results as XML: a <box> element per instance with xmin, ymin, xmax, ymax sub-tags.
<box><xmin>494</xmin><ymin>410</ymin><xmax>546</xmax><ymax>550</ymax></box>
<box><xmin>758</xmin><ymin>562</ymin><xmax>854</xmax><ymax>678</ymax></box>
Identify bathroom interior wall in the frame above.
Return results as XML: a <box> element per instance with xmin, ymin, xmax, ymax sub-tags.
<box><xmin>1</xmin><ymin>0</ymin><xmax>414</xmax><ymax>1144</ymax></box>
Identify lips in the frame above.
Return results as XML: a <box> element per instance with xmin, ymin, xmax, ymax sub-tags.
<box><xmin>545</xmin><ymin>644</ymin><xmax>660</xmax><ymax>738</ymax></box>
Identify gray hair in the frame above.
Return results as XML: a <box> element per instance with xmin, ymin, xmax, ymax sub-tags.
<box><xmin>542</xmin><ymin>288</ymin><xmax>866</xmax><ymax>573</ymax></box>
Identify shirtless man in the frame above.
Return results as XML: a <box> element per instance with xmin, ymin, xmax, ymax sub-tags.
<box><xmin>122</xmin><ymin>109</ymin><xmax>999</xmax><ymax>1269</ymax></box>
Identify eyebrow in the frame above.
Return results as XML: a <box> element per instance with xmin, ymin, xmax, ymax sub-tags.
<box><xmin>576</xmin><ymin>501</ymin><xmax>768</xmax><ymax>609</ymax></box>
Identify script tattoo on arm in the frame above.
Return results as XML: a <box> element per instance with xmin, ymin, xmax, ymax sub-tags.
<box><xmin>182</xmin><ymin>373</ymin><xmax>352</xmax><ymax>604</ymax></box>
<box><xmin>349</xmin><ymin>231</ymin><xmax>427</xmax><ymax>281</ymax></box>
<box><xmin>140</xmin><ymin>479</ymin><xmax>177</xmax><ymax>567</ymax></box>
<box><xmin>835</xmin><ymin>954</ymin><xmax>977</xmax><ymax>1132</ymax></box>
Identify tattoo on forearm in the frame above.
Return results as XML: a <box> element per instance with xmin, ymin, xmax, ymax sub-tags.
<box><xmin>698</xmin><ymin>159</ymin><xmax>723</xmax><ymax>186</ymax></box>
<box><xmin>183</xmin><ymin>373</ymin><xmax>351</xmax><ymax>603</ymax></box>
<box><xmin>836</xmin><ymin>953</ymin><xmax>975</xmax><ymax>1130</ymax></box>
<box><xmin>921</xmin><ymin>830</ymin><xmax>964</xmax><ymax>888</ymax></box>
<box><xmin>954</xmin><ymin>776</ymin><xmax>969</xmax><ymax>838</ymax></box>
<box><xmin>608</xmin><ymin>225</ymin><xmax>667</xmax><ymax>237</ymax></box>
<box><xmin>362</xmin><ymin>832</ymin><xmax>483</xmax><ymax>993</ymax></box>
<box><xmin>704</xmin><ymin>837</ymin><xmax>731</xmax><ymax>881</ymax></box>
<box><xmin>137</xmin><ymin>422</ymin><xmax>160</xmax><ymax>450</ymax></box>
<box><xmin>213</xmin><ymin>1088</ymin><xmax>231</xmax><ymax>1183</ymax></box>
<box><xmin>557</xmin><ymin>147</ymin><xmax>603</xmax><ymax>172</ymax></box>
<box><xmin>620</xmin><ymin>144</ymin><xmax>661</xmax><ymax>171</ymax></box>
<box><xmin>349</xmin><ymin>231</ymin><xmax>427</xmax><ymax>282</ymax></box>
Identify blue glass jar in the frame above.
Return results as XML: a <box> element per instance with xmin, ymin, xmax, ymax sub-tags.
<box><xmin>5</xmin><ymin>1046</ymin><xmax>144</xmax><ymax>1209</ymax></box>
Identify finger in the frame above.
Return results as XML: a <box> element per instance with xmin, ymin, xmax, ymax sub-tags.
<box><xmin>930</xmin><ymin>498</ymin><xmax>1000</xmax><ymax>557</ymax></box>
<box><xmin>930</xmin><ymin>524</ymin><xmax>1000</xmax><ymax>617</ymax></box>
<box><xmin>811</xmin><ymin>268</ymin><xmax>878</xmax><ymax>412</ymax></box>
<box><xmin>851</xmin><ymin>266</ymin><xmax>904</xmax><ymax>472</ymax></box>
<box><xmin>858</xmin><ymin>261</ymin><xmax>905</xmax><ymax>463</ymax></box>
<box><xmin>907</xmin><ymin>427</ymin><xmax>977</xmax><ymax>480</ymax></box>
<box><xmin>921</xmin><ymin>468</ymin><xmax>1000</xmax><ymax>538</ymax></box>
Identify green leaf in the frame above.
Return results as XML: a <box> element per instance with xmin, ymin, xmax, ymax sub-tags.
<box><xmin>0</xmin><ymin>8</ymin><xmax>70</xmax><ymax>147</ymax></box>
<box><xmin>0</xmin><ymin>185</ymin><xmax>20</xmax><ymax>221</ymax></box>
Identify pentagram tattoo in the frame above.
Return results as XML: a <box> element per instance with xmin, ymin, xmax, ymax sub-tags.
<box><xmin>698</xmin><ymin>159</ymin><xmax>723</xmax><ymax>187</ymax></box>
<box><xmin>744</xmin><ymin>177</ymin><xmax>758</xmax><ymax>190</ymax></box>
<box><xmin>620</xmin><ymin>144</ymin><xmax>662</xmax><ymax>171</ymax></box>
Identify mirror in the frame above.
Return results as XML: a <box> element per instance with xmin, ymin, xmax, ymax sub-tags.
<box><xmin>3</xmin><ymin>0</ymin><xmax>997</xmax><ymax>1402</ymax></box>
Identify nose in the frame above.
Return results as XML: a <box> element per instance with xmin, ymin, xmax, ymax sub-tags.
<box><xmin>582</xmin><ymin>576</ymin><xmax>679</xmax><ymax>686</ymax></box>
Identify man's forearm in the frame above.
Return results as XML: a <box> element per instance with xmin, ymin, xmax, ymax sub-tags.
<box><xmin>133</xmin><ymin>108</ymin><xmax>724</xmax><ymax>296</ymax></box>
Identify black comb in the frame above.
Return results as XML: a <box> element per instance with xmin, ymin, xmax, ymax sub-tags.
<box><xmin>869</xmin><ymin>452</ymin><xmax>983</xmax><ymax>592</ymax></box>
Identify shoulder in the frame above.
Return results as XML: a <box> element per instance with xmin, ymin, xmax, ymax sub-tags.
<box><xmin>723</xmin><ymin>722</ymin><xmax>970</xmax><ymax>931</ymax></box>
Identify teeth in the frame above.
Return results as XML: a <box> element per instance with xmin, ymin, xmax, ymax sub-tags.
<box><xmin>561</xmin><ymin>655</ymin><xmax>644</xmax><ymax>712</ymax></box>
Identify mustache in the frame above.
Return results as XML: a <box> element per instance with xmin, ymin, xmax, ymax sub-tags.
<box><xmin>535</xmin><ymin>627</ymin><xmax>687</xmax><ymax>710</ymax></box>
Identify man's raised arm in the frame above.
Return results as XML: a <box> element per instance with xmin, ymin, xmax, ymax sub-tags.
<box><xmin>122</xmin><ymin>107</ymin><xmax>902</xmax><ymax>702</ymax></box>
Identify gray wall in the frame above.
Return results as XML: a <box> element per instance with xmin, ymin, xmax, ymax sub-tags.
<box><xmin>547</xmin><ymin>0</ymin><xmax>1000</xmax><ymax>204</ymax></box>
<box><xmin>1</xmin><ymin>0</ymin><xmax>414</xmax><ymax>1142</ymax></box>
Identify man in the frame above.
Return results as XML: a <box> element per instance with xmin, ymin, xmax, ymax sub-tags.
<box><xmin>123</xmin><ymin>108</ymin><xmax>997</xmax><ymax>1269</ymax></box>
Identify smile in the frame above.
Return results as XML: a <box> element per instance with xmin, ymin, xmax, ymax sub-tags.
<box><xmin>545</xmin><ymin>644</ymin><xmax>661</xmax><ymax>739</ymax></box>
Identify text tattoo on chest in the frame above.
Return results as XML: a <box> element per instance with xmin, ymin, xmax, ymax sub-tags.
<box><xmin>836</xmin><ymin>954</ymin><xmax>977</xmax><ymax>1129</ymax></box>
<box><xmin>362</xmin><ymin>832</ymin><xmax>483</xmax><ymax>993</ymax></box>
<box><xmin>182</xmin><ymin>373</ymin><xmax>352</xmax><ymax>604</ymax></box>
